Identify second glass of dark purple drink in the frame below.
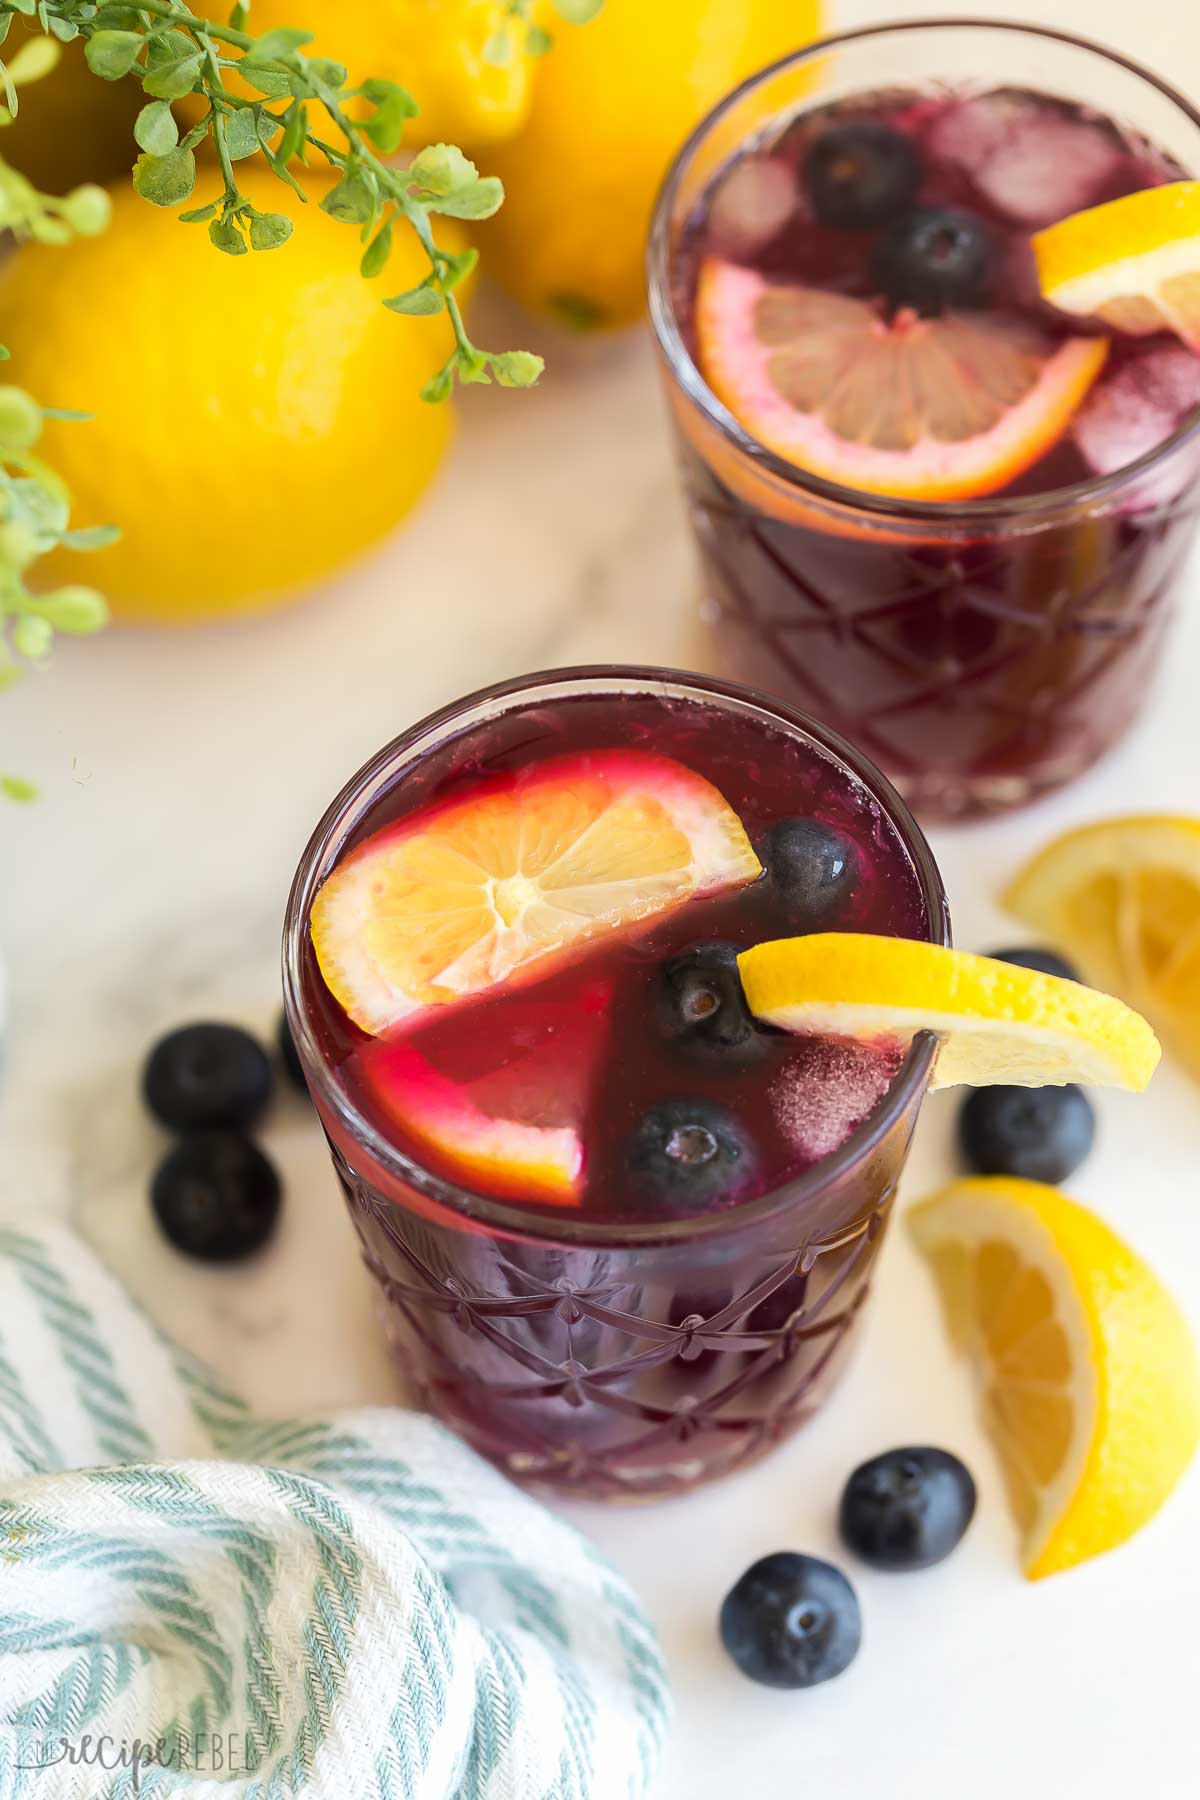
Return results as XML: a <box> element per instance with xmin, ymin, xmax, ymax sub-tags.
<box><xmin>649</xmin><ymin>20</ymin><xmax>1200</xmax><ymax>819</ymax></box>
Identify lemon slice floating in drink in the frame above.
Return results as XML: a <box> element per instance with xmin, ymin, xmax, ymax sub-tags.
<box><xmin>1034</xmin><ymin>180</ymin><xmax>1200</xmax><ymax>350</ymax></box>
<box><xmin>911</xmin><ymin>1177</ymin><xmax>1200</xmax><ymax>1578</ymax></box>
<box><xmin>311</xmin><ymin>749</ymin><xmax>762</xmax><ymax>1036</ymax></box>
<box><xmin>1006</xmin><ymin>814</ymin><xmax>1200</xmax><ymax>1084</ymax></box>
<box><xmin>738</xmin><ymin>934</ymin><xmax>1159</xmax><ymax>1090</ymax></box>
<box><xmin>694</xmin><ymin>258</ymin><xmax>1108</xmax><ymax>501</ymax></box>
<box><xmin>357</xmin><ymin>1041</ymin><xmax>585</xmax><ymax>1205</ymax></box>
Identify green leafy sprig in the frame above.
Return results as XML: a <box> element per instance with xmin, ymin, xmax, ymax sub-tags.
<box><xmin>484</xmin><ymin>0</ymin><xmax>603</xmax><ymax>68</ymax></box>
<box><xmin>0</xmin><ymin>0</ymin><xmax>602</xmax><ymax>796</ymax></box>
<box><xmin>0</xmin><ymin>27</ymin><xmax>114</xmax><ymax>797</ymax></box>
<box><xmin>14</xmin><ymin>0</ymin><xmax>602</xmax><ymax>399</ymax></box>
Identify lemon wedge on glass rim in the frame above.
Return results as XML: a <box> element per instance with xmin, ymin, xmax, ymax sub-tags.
<box><xmin>737</xmin><ymin>934</ymin><xmax>1159</xmax><ymax>1091</ymax></box>
<box><xmin>1033</xmin><ymin>180</ymin><xmax>1200</xmax><ymax>349</ymax></box>
<box><xmin>910</xmin><ymin>1177</ymin><xmax>1200</xmax><ymax>1578</ymax></box>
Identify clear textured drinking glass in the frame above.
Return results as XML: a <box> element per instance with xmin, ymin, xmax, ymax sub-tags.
<box><xmin>283</xmin><ymin>666</ymin><xmax>949</xmax><ymax>1500</ymax></box>
<box><xmin>648</xmin><ymin>19</ymin><xmax>1200</xmax><ymax>820</ymax></box>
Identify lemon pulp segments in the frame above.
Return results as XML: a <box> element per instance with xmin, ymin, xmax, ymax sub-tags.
<box><xmin>696</xmin><ymin>259</ymin><xmax>1108</xmax><ymax>502</ymax></box>
<box><xmin>1006</xmin><ymin>815</ymin><xmax>1200</xmax><ymax>1084</ymax></box>
<box><xmin>911</xmin><ymin>1177</ymin><xmax>1200</xmax><ymax>1578</ymax></box>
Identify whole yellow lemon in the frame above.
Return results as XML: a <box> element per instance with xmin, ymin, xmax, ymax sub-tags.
<box><xmin>485</xmin><ymin>0</ymin><xmax>824</xmax><ymax>329</ymax></box>
<box><xmin>0</xmin><ymin>170</ymin><xmax>462</xmax><ymax>623</ymax></box>
<box><xmin>192</xmin><ymin>0</ymin><xmax>543</xmax><ymax>151</ymax></box>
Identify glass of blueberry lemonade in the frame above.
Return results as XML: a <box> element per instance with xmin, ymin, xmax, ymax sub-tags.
<box><xmin>649</xmin><ymin>20</ymin><xmax>1200</xmax><ymax>818</ymax></box>
<box><xmin>284</xmin><ymin>666</ymin><xmax>948</xmax><ymax>1500</ymax></box>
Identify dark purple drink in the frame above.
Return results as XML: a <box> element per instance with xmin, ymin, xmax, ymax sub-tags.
<box><xmin>284</xmin><ymin>668</ymin><xmax>948</xmax><ymax>1498</ymax></box>
<box><xmin>649</xmin><ymin>22</ymin><xmax>1200</xmax><ymax>817</ymax></box>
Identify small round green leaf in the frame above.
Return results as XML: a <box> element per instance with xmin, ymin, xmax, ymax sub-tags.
<box><xmin>238</xmin><ymin>63</ymin><xmax>291</xmax><ymax>98</ymax></box>
<box><xmin>30</xmin><ymin>216</ymin><xmax>72</xmax><ymax>246</ymax></box>
<box><xmin>384</xmin><ymin>284</ymin><xmax>444</xmax><ymax>316</ymax></box>
<box><xmin>60</xmin><ymin>184</ymin><xmax>113</xmax><ymax>235</ymax></box>
<box><xmin>0</xmin><ymin>521</ymin><xmax>43</xmax><ymax>570</ymax></box>
<box><xmin>425</xmin><ymin>177</ymin><xmax>504</xmax><ymax>221</ymax></box>
<box><xmin>85</xmin><ymin>29</ymin><xmax>142</xmax><ymax>80</ymax></box>
<box><xmin>408</xmin><ymin>143</ymin><xmax>478</xmax><ymax>199</ymax></box>
<box><xmin>320</xmin><ymin>169</ymin><xmax>376</xmax><ymax>224</ymax></box>
<box><xmin>142</xmin><ymin>53</ymin><xmax>203</xmax><ymax>102</ymax></box>
<box><xmin>248</xmin><ymin>209</ymin><xmax>293</xmax><ymax>250</ymax></box>
<box><xmin>134</xmin><ymin>100</ymin><xmax>179</xmax><ymax>156</ymax></box>
<box><xmin>132</xmin><ymin>146</ymin><xmax>197</xmax><ymax>208</ymax></box>
<box><xmin>307</xmin><ymin>57</ymin><xmax>347</xmax><ymax>91</ymax></box>
<box><xmin>491</xmin><ymin>350</ymin><xmax>544</xmax><ymax>389</ymax></box>
<box><xmin>244</xmin><ymin>27</ymin><xmax>313</xmax><ymax>63</ymax></box>
<box><xmin>223</xmin><ymin>105</ymin><xmax>262</xmax><ymax>160</ymax></box>
<box><xmin>12</xmin><ymin>613</ymin><xmax>52</xmax><ymax>659</ymax></box>
<box><xmin>7</xmin><ymin>34</ymin><xmax>60</xmax><ymax>86</ymax></box>
<box><xmin>483</xmin><ymin>30</ymin><xmax>513</xmax><ymax>68</ymax></box>
<box><xmin>0</xmin><ymin>386</ymin><xmax>42</xmax><ymax>450</ymax></box>
<box><xmin>34</xmin><ymin>586</ymin><xmax>110</xmax><ymax>633</ymax></box>
<box><xmin>209</xmin><ymin>215</ymin><xmax>248</xmax><ymax>255</ymax></box>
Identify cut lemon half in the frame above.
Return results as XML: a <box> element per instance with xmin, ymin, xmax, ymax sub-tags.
<box><xmin>695</xmin><ymin>258</ymin><xmax>1108</xmax><ymax>501</ymax></box>
<box><xmin>910</xmin><ymin>1177</ymin><xmax>1200</xmax><ymax>1578</ymax></box>
<box><xmin>312</xmin><ymin>749</ymin><xmax>761</xmax><ymax>1035</ymax></box>
<box><xmin>1034</xmin><ymin>181</ymin><xmax>1200</xmax><ymax>350</ymax></box>
<box><xmin>1005</xmin><ymin>815</ymin><xmax>1200</xmax><ymax>1083</ymax></box>
<box><xmin>737</xmin><ymin>934</ymin><xmax>1159</xmax><ymax>1090</ymax></box>
<box><xmin>358</xmin><ymin>1042</ymin><xmax>583</xmax><ymax>1205</ymax></box>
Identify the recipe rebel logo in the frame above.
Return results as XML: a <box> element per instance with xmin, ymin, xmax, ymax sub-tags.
<box><xmin>16</xmin><ymin>1730</ymin><xmax>266</xmax><ymax>1791</ymax></box>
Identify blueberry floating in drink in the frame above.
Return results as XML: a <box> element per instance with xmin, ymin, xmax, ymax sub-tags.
<box><xmin>625</xmin><ymin>1098</ymin><xmax>759</xmax><ymax>1213</ymax></box>
<box><xmin>656</xmin><ymin>941</ymin><xmax>763</xmax><ymax>1064</ymax></box>
<box><xmin>871</xmin><ymin>205</ymin><xmax>993</xmax><ymax>312</ymax></box>
<box><xmin>802</xmin><ymin>120</ymin><xmax>922</xmax><ymax>229</ymax></box>
<box><xmin>765</xmin><ymin>817</ymin><xmax>858</xmax><ymax>923</ymax></box>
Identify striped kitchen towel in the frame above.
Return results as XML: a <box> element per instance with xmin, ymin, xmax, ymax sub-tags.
<box><xmin>0</xmin><ymin>1222</ymin><xmax>670</xmax><ymax>1798</ymax></box>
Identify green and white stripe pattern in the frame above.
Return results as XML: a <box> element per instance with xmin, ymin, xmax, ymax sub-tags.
<box><xmin>0</xmin><ymin>1224</ymin><xmax>670</xmax><ymax>1797</ymax></box>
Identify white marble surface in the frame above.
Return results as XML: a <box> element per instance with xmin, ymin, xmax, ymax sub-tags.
<box><xmin>3</xmin><ymin>3</ymin><xmax>1200</xmax><ymax>1795</ymax></box>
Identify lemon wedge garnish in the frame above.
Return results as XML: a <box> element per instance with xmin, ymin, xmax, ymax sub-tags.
<box><xmin>910</xmin><ymin>1177</ymin><xmax>1200</xmax><ymax>1578</ymax></box>
<box><xmin>737</xmin><ymin>934</ymin><xmax>1159</xmax><ymax>1090</ymax></box>
<box><xmin>1033</xmin><ymin>181</ymin><xmax>1200</xmax><ymax>348</ymax></box>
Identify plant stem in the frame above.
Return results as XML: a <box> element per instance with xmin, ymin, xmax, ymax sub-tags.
<box><xmin>135</xmin><ymin>0</ymin><xmax>254</xmax><ymax>55</ymax></box>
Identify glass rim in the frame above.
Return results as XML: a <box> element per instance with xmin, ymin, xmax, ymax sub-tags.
<box><xmin>282</xmin><ymin>663</ymin><xmax>950</xmax><ymax>1249</ymax></box>
<box><xmin>646</xmin><ymin>14</ymin><xmax>1200</xmax><ymax>529</ymax></box>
